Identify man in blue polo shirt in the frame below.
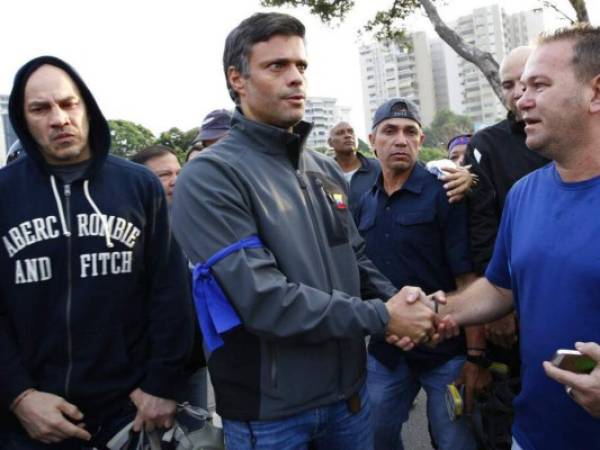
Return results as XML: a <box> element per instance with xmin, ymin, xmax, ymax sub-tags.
<box><xmin>354</xmin><ymin>98</ymin><xmax>479</xmax><ymax>450</ymax></box>
<box><xmin>439</xmin><ymin>26</ymin><xmax>600</xmax><ymax>450</ymax></box>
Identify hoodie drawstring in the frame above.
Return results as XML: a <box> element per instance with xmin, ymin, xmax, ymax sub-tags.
<box><xmin>50</xmin><ymin>175</ymin><xmax>71</xmax><ymax>237</ymax></box>
<box><xmin>83</xmin><ymin>180</ymin><xmax>114</xmax><ymax>249</ymax></box>
<box><xmin>49</xmin><ymin>176</ymin><xmax>114</xmax><ymax>249</ymax></box>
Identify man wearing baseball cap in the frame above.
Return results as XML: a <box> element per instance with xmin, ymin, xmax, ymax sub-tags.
<box><xmin>354</xmin><ymin>98</ymin><xmax>479</xmax><ymax>450</ymax></box>
<box><xmin>193</xmin><ymin>109</ymin><xmax>232</xmax><ymax>149</ymax></box>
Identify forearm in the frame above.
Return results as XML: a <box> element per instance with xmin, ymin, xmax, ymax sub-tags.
<box><xmin>454</xmin><ymin>273</ymin><xmax>487</xmax><ymax>352</ymax></box>
<box><xmin>442</xmin><ymin>277</ymin><xmax>514</xmax><ymax>327</ymax></box>
<box><xmin>214</xmin><ymin>252</ymin><xmax>389</xmax><ymax>340</ymax></box>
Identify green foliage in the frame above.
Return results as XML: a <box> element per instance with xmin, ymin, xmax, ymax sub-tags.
<box><xmin>419</xmin><ymin>146</ymin><xmax>447</xmax><ymax>163</ymax></box>
<box><xmin>362</xmin><ymin>0</ymin><xmax>420</xmax><ymax>45</ymax></box>
<box><xmin>260</xmin><ymin>0</ymin><xmax>355</xmax><ymax>22</ymax></box>
<box><xmin>423</xmin><ymin>109</ymin><xmax>473</xmax><ymax>149</ymax></box>
<box><xmin>108</xmin><ymin>120</ymin><xmax>155</xmax><ymax>158</ymax></box>
<box><xmin>261</xmin><ymin>0</ymin><xmax>420</xmax><ymax>45</ymax></box>
<box><xmin>357</xmin><ymin>138</ymin><xmax>374</xmax><ymax>158</ymax></box>
<box><xmin>156</xmin><ymin>127</ymin><xmax>200</xmax><ymax>162</ymax></box>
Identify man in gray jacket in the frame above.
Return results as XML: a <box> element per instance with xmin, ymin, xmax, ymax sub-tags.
<box><xmin>172</xmin><ymin>12</ymin><xmax>448</xmax><ymax>450</ymax></box>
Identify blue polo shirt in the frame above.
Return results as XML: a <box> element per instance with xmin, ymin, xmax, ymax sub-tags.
<box><xmin>354</xmin><ymin>163</ymin><xmax>472</xmax><ymax>370</ymax></box>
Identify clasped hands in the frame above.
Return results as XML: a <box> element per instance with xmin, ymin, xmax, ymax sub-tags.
<box><xmin>384</xmin><ymin>286</ymin><xmax>458</xmax><ymax>351</ymax></box>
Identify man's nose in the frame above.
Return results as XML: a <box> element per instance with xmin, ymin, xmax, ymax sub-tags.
<box><xmin>513</xmin><ymin>81</ymin><xmax>526</xmax><ymax>100</ymax></box>
<box><xmin>516</xmin><ymin>88</ymin><xmax>533</xmax><ymax>112</ymax></box>
<box><xmin>287</xmin><ymin>65</ymin><xmax>304</xmax><ymax>86</ymax></box>
<box><xmin>49</xmin><ymin>105</ymin><xmax>69</xmax><ymax>127</ymax></box>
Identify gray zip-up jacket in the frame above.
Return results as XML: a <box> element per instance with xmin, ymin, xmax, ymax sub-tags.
<box><xmin>171</xmin><ymin>110</ymin><xmax>396</xmax><ymax>421</ymax></box>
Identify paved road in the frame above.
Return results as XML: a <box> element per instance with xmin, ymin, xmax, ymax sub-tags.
<box><xmin>402</xmin><ymin>390</ymin><xmax>435</xmax><ymax>450</ymax></box>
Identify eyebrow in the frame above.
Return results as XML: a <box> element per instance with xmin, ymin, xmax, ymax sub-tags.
<box><xmin>27</xmin><ymin>95</ymin><xmax>78</xmax><ymax>108</ymax></box>
<box><xmin>262</xmin><ymin>57</ymin><xmax>308</xmax><ymax>67</ymax></box>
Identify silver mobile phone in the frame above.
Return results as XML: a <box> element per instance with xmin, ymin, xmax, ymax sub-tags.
<box><xmin>551</xmin><ymin>349</ymin><xmax>595</xmax><ymax>374</ymax></box>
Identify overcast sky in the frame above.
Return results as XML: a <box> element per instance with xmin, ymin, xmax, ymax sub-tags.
<box><xmin>2</xmin><ymin>0</ymin><xmax>599</xmax><ymax>141</ymax></box>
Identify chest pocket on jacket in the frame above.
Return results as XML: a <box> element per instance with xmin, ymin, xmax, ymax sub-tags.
<box><xmin>394</xmin><ymin>209</ymin><xmax>437</xmax><ymax>244</ymax></box>
<box><xmin>308</xmin><ymin>173</ymin><xmax>349</xmax><ymax>247</ymax></box>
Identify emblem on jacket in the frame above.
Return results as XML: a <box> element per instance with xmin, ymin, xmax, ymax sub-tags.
<box><xmin>331</xmin><ymin>193</ymin><xmax>347</xmax><ymax>210</ymax></box>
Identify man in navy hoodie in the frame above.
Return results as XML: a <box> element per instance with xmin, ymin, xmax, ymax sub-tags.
<box><xmin>0</xmin><ymin>56</ymin><xmax>193</xmax><ymax>449</ymax></box>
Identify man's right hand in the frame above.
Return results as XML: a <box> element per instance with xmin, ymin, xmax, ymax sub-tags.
<box><xmin>12</xmin><ymin>390</ymin><xmax>91</xmax><ymax>444</ymax></box>
<box><xmin>385</xmin><ymin>286</ymin><xmax>435</xmax><ymax>344</ymax></box>
<box><xmin>485</xmin><ymin>312</ymin><xmax>518</xmax><ymax>348</ymax></box>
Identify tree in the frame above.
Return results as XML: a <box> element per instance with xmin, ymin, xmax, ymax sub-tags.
<box><xmin>261</xmin><ymin>0</ymin><xmax>590</xmax><ymax>106</ymax></box>
<box><xmin>357</xmin><ymin>137</ymin><xmax>374</xmax><ymax>158</ymax></box>
<box><xmin>108</xmin><ymin>120</ymin><xmax>155</xmax><ymax>158</ymax></box>
<box><xmin>423</xmin><ymin>109</ymin><xmax>473</xmax><ymax>148</ymax></box>
<box><xmin>156</xmin><ymin>127</ymin><xmax>200</xmax><ymax>161</ymax></box>
<box><xmin>419</xmin><ymin>146</ymin><xmax>447</xmax><ymax>163</ymax></box>
<box><xmin>156</xmin><ymin>127</ymin><xmax>199</xmax><ymax>152</ymax></box>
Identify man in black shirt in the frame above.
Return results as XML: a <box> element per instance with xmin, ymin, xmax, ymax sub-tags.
<box><xmin>466</xmin><ymin>46</ymin><xmax>549</xmax><ymax>350</ymax></box>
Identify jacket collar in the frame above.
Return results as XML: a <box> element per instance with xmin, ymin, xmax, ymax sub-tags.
<box><xmin>230</xmin><ymin>108</ymin><xmax>313</xmax><ymax>159</ymax></box>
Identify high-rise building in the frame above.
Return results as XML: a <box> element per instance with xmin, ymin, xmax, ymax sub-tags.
<box><xmin>303</xmin><ymin>97</ymin><xmax>351</xmax><ymax>152</ymax></box>
<box><xmin>359</xmin><ymin>6</ymin><xmax>545</xmax><ymax>131</ymax></box>
<box><xmin>452</xmin><ymin>5</ymin><xmax>545</xmax><ymax>127</ymax></box>
<box><xmin>359</xmin><ymin>31</ymin><xmax>436</xmax><ymax>133</ymax></box>
<box><xmin>454</xmin><ymin>5</ymin><xmax>509</xmax><ymax>127</ymax></box>
<box><xmin>430</xmin><ymin>39</ymin><xmax>463</xmax><ymax>115</ymax></box>
<box><xmin>505</xmin><ymin>8</ymin><xmax>545</xmax><ymax>49</ymax></box>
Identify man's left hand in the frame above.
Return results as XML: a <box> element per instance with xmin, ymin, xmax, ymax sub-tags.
<box><xmin>441</xmin><ymin>166</ymin><xmax>475</xmax><ymax>203</ymax></box>
<box><xmin>543</xmin><ymin>341</ymin><xmax>600</xmax><ymax>418</ymax></box>
<box><xmin>129</xmin><ymin>388</ymin><xmax>176</xmax><ymax>432</ymax></box>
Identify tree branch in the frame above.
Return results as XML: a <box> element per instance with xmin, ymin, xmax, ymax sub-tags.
<box><xmin>538</xmin><ymin>0</ymin><xmax>575</xmax><ymax>24</ymax></box>
<box><xmin>419</xmin><ymin>0</ymin><xmax>503</xmax><ymax>105</ymax></box>
<box><xmin>568</xmin><ymin>0</ymin><xmax>590</xmax><ymax>23</ymax></box>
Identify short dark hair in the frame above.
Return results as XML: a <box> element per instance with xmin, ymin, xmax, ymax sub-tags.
<box><xmin>538</xmin><ymin>24</ymin><xmax>600</xmax><ymax>82</ymax></box>
<box><xmin>130</xmin><ymin>144</ymin><xmax>176</xmax><ymax>165</ymax></box>
<box><xmin>223</xmin><ymin>12</ymin><xmax>305</xmax><ymax>103</ymax></box>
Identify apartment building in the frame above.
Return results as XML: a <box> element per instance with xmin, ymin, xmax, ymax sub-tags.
<box><xmin>303</xmin><ymin>96</ymin><xmax>351</xmax><ymax>151</ymax></box>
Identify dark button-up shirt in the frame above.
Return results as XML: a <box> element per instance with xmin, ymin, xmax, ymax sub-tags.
<box><xmin>354</xmin><ymin>163</ymin><xmax>472</xmax><ymax>370</ymax></box>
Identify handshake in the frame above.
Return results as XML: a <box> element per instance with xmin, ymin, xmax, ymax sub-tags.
<box><xmin>384</xmin><ymin>286</ymin><xmax>458</xmax><ymax>351</ymax></box>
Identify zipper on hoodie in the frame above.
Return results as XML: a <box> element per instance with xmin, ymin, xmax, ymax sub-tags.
<box><xmin>63</xmin><ymin>183</ymin><xmax>74</xmax><ymax>398</ymax></box>
<box><xmin>295</xmin><ymin>170</ymin><xmax>344</xmax><ymax>399</ymax></box>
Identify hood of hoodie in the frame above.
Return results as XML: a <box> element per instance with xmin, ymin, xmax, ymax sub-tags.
<box><xmin>8</xmin><ymin>55</ymin><xmax>111</xmax><ymax>179</ymax></box>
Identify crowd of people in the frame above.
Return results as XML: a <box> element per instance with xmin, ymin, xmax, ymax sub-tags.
<box><xmin>0</xmin><ymin>10</ymin><xmax>599</xmax><ymax>450</ymax></box>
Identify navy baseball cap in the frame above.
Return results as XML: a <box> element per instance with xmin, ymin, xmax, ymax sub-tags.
<box><xmin>372</xmin><ymin>98</ymin><xmax>421</xmax><ymax>130</ymax></box>
<box><xmin>195</xmin><ymin>109</ymin><xmax>232</xmax><ymax>142</ymax></box>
